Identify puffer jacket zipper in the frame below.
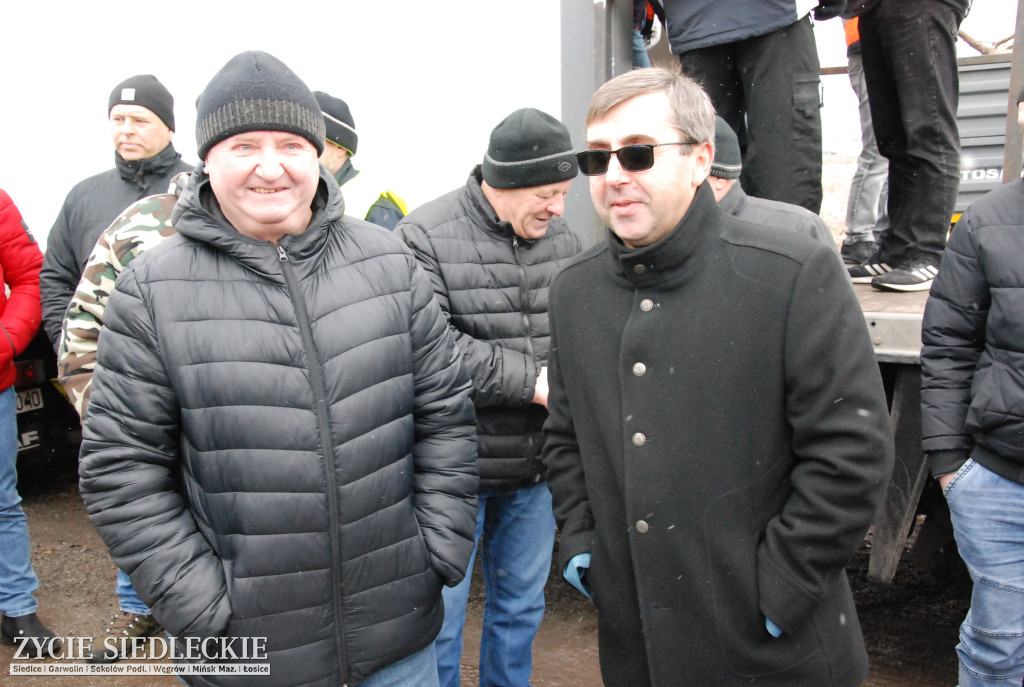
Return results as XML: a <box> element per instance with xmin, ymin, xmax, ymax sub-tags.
<box><xmin>278</xmin><ymin>244</ymin><xmax>350</xmax><ymax>681</ymax></box>
<box><xmin>511</xmin><ymin>235</ymin><xmax>539</xmax><ymax>469</ymax></box>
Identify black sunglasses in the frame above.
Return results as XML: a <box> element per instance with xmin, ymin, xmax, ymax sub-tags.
<box><xmin>576</xmin><ymin>141</ymin><xmax>697</xmax><ymax>176</ymax></box>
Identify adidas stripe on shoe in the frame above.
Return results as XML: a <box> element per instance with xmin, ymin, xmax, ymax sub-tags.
<box><xmin>870</xmin><ymin>263</ymin><xmax>939</xmax><ymax>292</ymax></box>
<box><xmin>847</xmin><ymin>260</ymin><xmax>893</xmax><ymax>283</ymax></box>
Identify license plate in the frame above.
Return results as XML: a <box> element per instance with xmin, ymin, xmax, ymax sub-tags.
<box><xmin>16</xmin><ymin>388</ymin><xmax>43</xmax><ymax>414</ymax></box>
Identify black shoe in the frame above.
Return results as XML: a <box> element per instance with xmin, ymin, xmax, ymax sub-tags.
<box><xmin>847</xmin><ymin>249</ymin><xmax>894</xmax><ymax>283</ymax></box>
<box><xmin>85</xmin><ymin>612</ymin><xmax>162</xmax><ymax>664</ymax></box>
<box><xmin>841</xmin><ymin>240</ymin><xmax>877</xmax><ymax>265</ymax></box>
<box><xmin>870</xmin><ymin>261</ymin><xmax>939</xmax><ymax>292</ymax></box>
<box><xmin>0</xmin><ymin>613</ymin><xmax>62</xmax><ymax>657</ymax></box>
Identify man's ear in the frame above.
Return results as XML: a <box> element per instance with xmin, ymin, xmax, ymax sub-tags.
<box><xmin>693</xmin><ymin>142</ymin><xmax>714</xmax><ymax>184</ymax></box>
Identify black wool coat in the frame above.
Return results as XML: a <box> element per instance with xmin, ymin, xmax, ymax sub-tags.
<box><xmin>543</xmin><ymin>183</ymin><xmax>894</xmax><ymax>686</ymax></box>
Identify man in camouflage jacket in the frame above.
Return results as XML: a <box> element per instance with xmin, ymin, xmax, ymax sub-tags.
<box><xmin>58</xmin><ymin>175</ymin><xmax>186</xmax><ymax>419</ymax></box>
<box><xmin>56</xmin><ymin>178</ymin><xmax>183</xmax><ymax>663</ymax></box>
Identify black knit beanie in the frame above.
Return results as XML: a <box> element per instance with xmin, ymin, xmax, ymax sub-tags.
<box><xmin>482</xmin><ymin>108</ymin><xmax>578</xmax><ymax>189</ymax></box>
<box><xmin>195</xmin><ymin>51</ymin><xmax>325</xmax><ymax>160</ymax></box>
<box><xmin>313</xmin><ymin>91</ymin><xmax>358</xmax><ymax>156</ymax></box>
<box><xmin>109</xmin><ymin>75</ymin><xmax>175</xmax><ymax>131</ymax></box>
<box><xmin>710</xmin><ymin>116</ymin><xmax>742</xmax><ymax>180</ymax></box>
<box><xmin>1017</xmin><ymin>84</ymin><xmax>1024</xmax><ymax>105</ymax></box>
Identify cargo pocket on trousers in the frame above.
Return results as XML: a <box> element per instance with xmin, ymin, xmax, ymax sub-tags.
<box><xmin>791</xmin><ymin>73</ymin><xmax>821</xmax><ymax>141</ymax></box>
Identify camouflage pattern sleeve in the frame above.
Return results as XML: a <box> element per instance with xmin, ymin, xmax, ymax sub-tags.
<box><xmin>57</xmin><ymin>192</ymin><xmax>180</xmax><ymax>419</ymax></box>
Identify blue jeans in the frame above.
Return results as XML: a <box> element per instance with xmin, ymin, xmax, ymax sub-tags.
<box><xmin>0</xmin><ymin>386</ymin><xmax>40</xmax><ymax>616</ymax></box>
<box><xmin>436</xmin><ymin>483</ymin><xmax>555</xmax><ymax>687</ymax></box>
<box><xmin>844</xmin><ymin>50</ymin><xmax>888</xmax><ymax>245</ymax></box>
<box><xmin>357</xmin><ymin>644</ymin><xmax>440</xmax><ymax>687</ymax></box>
<box><xmin>632</xmin><ymin>29</ymin><xmax>651</xmax><ymax>68</ymax></box>
<box><xmin>116</xmin><ymin>568</ymin><xmax>151</xmax><ymax>615</ymax></box>
<box><xmin>945</xmin><ymin>459</ymin><xmax>1024</xmax><ymax>686</ymax></box>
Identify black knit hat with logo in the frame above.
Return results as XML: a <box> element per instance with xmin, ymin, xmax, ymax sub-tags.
<box><xmin>482</xmin><ymin>108</ymin><xmax>578</xmax><ymax>189</ymax></box>
<box><xmin>710</xmin><ymin>116</ymin><xmax>742</xmax><ymax>180</ymax></box>
<box><xmin>195</xmin><ymin>51</ymin><xmax>325</xmax><ymax>159</ymax></box>
<box><xmin>109</xmin><ymin>75</ymin><xmax>175</xmax><ymax>131</ymax></box>
<box><xmin>313</xmin><ymin>91</ymin><xmax>358</xmax><ymax>156</ymax></box>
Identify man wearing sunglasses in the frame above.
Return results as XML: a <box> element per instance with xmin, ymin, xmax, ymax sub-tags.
<box><xmin>395</xmin><ymin>108</ymin><xmax>580</xmax><ymax>687</ymax></box>
<box><xmin>543</xmin><ymin>67</ymin><xmax>894</xmax><ymax>686</ymax></box>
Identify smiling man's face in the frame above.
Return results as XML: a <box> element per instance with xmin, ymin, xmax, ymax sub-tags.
<box><xmin>585</xmin><ymin>91</ymin><xmax>711</xmax><ymax>248</ymax></box>
<box><xmin>205</xmin><ymin>130</ymin><xmax>320</xmax><ymax>242</ymax></box>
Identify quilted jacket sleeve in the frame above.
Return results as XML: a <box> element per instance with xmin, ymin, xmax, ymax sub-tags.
<box><xmin>920</xmin><ymin>213</ymin><xmax>988</xmax><ymax>476</ymax></box>
<box><xmin>395</xmin><ymin>221</ymin><xmax>536</xmax><ymax>410</ymax></box>
<box><xmin>0</xmin><ymin>190</ymin><xmax>43</xmax><ymax>372</ymax></box>
<box><xmin>405</xmin><ymin>255</ymin><xmax>480</xmax><ymax>586</ymax></box>
<box><xmin>78</xmin><ymin>266</ymin><xmax>230</xmax><ymax>640</ymax></box>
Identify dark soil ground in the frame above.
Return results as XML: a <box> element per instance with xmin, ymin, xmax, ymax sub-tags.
<box><xmin>2</xmin><ymin>457</ymin><xmax>970</xmax><ymax>686</ymax></box>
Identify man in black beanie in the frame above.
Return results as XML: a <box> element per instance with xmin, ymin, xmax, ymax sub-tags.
<box><xmin>38</xmin><ymin>72</ymin><xmax>192</xmax><ymax>662</ymax></box>
<box><xmin>41</xmin><ymin>74</ymin><xmax>192</xmax><ymax>352</ymax></box>
<box><xmin>78</xmin><ymin>50</ymin><xmax>479</xmax><ymax>687</ymax></box>
<box><xmin>394</xmin><ymin>107</ymin><xmax>581</xmax><ymax>687</ymax></box>
<box><xmin>314</xmin><ymin>90</ymin><xmax>408</xmax><ymax>230</ymax></box>
<box><xmin>707</xmin><ymin>116</ymin><xmax>837</xmax><ymax>251</ymax></box>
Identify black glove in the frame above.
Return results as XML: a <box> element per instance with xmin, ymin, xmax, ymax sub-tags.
<box><xmin>813</xmin><ymin>0</ymin><xmax>846</xmax><ymax>20</ymax></box>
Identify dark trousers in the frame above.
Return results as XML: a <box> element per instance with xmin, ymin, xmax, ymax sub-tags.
<box><xmin>859</xmin><ymin>0</ymin><xmax>969</xmax><ymax>266</ymax></box>
<box><xmin>679</xmin><ymin>16</ymin><xmax>823</xmax><ymax>214</ymax></box>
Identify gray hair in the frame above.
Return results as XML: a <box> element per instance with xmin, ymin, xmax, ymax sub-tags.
<box><xmin>585</xmin><ymin>67</ymin><xmax>716</xmax><ymax>146</ymax></box>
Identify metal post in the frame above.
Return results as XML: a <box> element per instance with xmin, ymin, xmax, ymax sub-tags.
<box><xmin>561</xmin><ymin>0</ymin><xmax>634</xmax><ymax>247</ymax></box>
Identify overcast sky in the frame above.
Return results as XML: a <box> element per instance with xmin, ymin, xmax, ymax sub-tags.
<box><xmin>1</xmin><ymin>1</ymin><xmax>1015</xmax><ymax>248</ymax></box>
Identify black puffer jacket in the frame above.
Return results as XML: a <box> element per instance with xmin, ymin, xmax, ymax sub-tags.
<box><xmin>78</xmin><ymin>168</ymin><xmax>479</xmax><ymax>686</ymax></box>
<box><xmin>922</xmin><ymin>179</ymin><xmax>1024</xmax><ymax>486</ymax></box>
<box><xmin>40</xmin><ymin>144</ymin><xmax>192</xmax><ymax>350</ymax></box>
<box><xmin>395</xmin><ymin>168</ymin><xmax>581</xmax><ymax>490</ymax></box>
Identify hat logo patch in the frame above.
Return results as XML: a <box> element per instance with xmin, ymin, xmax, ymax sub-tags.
<box><xmin>558</xmin><ymin>161</ymin><xmax>572</xmax><ymax>172</ymax></box>
<box><xmin>121</xmin><ymin>88</ymin><xmax>136</xmax><ymax>101</ymax></box>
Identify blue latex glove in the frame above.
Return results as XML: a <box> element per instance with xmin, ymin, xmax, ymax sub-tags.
<box><xmin>765</xmin><ymin>617</ymin><xmax>784</xmax><ymax>638</ymax></box>
<box><xmin>563</xmin><ymin>553</ymin><xmax>591</xmax><ymax>598</ymax></box>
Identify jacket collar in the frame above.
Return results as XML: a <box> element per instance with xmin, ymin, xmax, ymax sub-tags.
<box><xmin>171</xmin><ymin>165</ymin><xmax>342</xmax><ymax>282</ymax></box>
<box><xmin>461</xmin><ymin>166</ymin><xmax>524</xmax><ymax>244</ymax></box>
<box><xmin>716</xmin><ymin>181</ymin><xmax>747</xmax><ymax>218</ymax></box>
<box><xmin>115</xmin><ymin>143</ymin><xmax>183</xmax><ymax>189</ymax></box>
<box><xmin>333</xmin><ymin>158</ymin><xmax>359</xmax><ymax>187</ymax></box>
<box><xmin>607</xmin><ymin>181</ymin><xmax>723</xmax><ymax>289</ymax></box>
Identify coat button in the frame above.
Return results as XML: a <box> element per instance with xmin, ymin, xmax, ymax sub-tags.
<box><xmin>635</xmin><ymin>520</ymin><xmax>649</xmax><ymax>533</ymax></box>
<box><xmin>632</xmin><ymin>362</ymin><xmax>646</xmax><ymax>376</ymax></box>
<box><xmin>633</xmin><ymin>264</ymin><xmax>647</xmax><ymax>275</ymax></box>
<box><xmin>640</xmin><ymin>299</ymin><xmax>654</xmax><ymax>312</ymax></box>
<box><xmin>632</xmin><ymin>432</ymin><xmax>646</xmax><ymax>446</ymax></box>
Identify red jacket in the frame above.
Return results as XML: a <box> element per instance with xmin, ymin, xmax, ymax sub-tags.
<box><xmin>0</xmin><ymin>189</ymin><xmax>43</xmax><ymax>391</ymax></box>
